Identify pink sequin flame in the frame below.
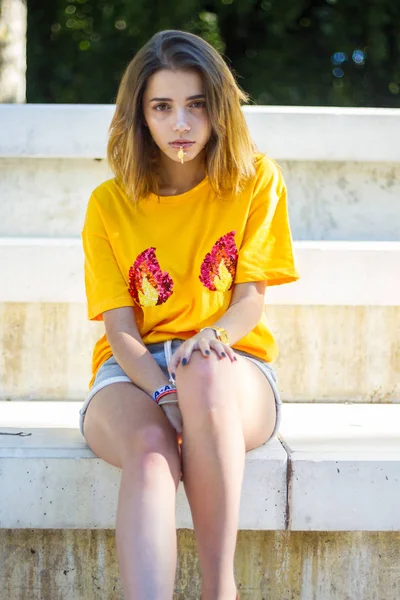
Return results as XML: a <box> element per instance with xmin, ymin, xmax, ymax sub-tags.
<box><xmin>129</xmin><ymin>247</ymin><xmax>174</xmax><ymax>306</ymax></box>
<box><xmin>199</xmin><ymin>231</ymin><xmax>238</xmax><ymax>292</ymax></box>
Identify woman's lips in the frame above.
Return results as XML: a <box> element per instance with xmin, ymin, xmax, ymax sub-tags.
<box><xmin>169</xmin><ymin>142</ymin><xmax>195</xmax><ymax>148</ymax></box>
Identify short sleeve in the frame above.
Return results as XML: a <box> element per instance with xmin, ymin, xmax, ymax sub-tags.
<box><xmin>82</xmin><ymin>193</ymin><xmax>134</xmax><ymax>321</ymax></box>
<box><xmin>234</xmin><ymin>158</ymin><xmax>300</xmax><ymax>286</ymax></box>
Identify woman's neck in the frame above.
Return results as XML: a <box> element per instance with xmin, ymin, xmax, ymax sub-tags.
<box><xmin>157</xmin><ymin>150</ymin><xmax>207</xmax><ymax>196</ymax></box>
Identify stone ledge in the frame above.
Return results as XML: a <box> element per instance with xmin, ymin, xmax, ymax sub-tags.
<box><xmin>1</xmin><ymin>104</ymin><xmax>400</xmax><ymax>161</ymax></box>
<box><xmin>280</xmin><ymin>404</ymin><xmax>400</xmax><ymax>531</ymax></box>
<box><xmin>0</xmin><ymin>401</ymin><xmax>287</xmax><ymax>530</ymax></box>
<box><xmin>1</xmin><ymin>239</ymin><xmax>399</xmax><ymax>305</ymax></box>
<box><xmin>1</xmin><ymin>402</ymin><xmax>399</xmax><ymax>531</ymax></box>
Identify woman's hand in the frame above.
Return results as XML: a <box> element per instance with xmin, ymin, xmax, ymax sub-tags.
<box><xmin>168</xmin><ymin>329</ymin><xmax>237</xmax><ymax>377</ymax></box>
<box><xmin>158</xmin><ymin>392</ymin><xmax>183</xmax><ymax>441</ymax></box>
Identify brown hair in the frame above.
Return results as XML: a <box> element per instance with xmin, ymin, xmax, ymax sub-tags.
<box><xmin>107</xmin><ymin>30</ymin><xmax>257</xmax><ymax>201</ymax></box>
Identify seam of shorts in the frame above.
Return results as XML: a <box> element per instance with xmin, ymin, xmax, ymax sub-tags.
<box><xmin>242</xmin><ymin>356</ymin><xmax>281</xmax><ymax>402</ymax></box>
<box><xmin>238</xmin><ymin>354</ymin><xmax>282</xmax><ymax>441</ymax></box>
<box><xmin>164</xmin><ymin>339</ymin><xmax>173</xmax><ymax>367</ymax></box>
<box><xmin>79</xmin><ymin>375</ymin><xmax>131</xmax><ymax>437</ymax></box>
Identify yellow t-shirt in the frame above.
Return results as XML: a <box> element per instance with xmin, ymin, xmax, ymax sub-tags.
<box><xmin>82</xmin><ymin>153</ymin><xmax>299</xmax><ymax>386</ymax></box>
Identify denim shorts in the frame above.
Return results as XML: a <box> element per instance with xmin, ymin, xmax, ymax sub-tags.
<box><xmin>79</xmin><ymin>338</ymin><xmax>282</xmax><ymax>441</ymax></box>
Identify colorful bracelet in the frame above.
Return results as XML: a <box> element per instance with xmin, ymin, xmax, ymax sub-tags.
<box><xmin>152</xmin><ymin>384</ymin><xmax>176</xmax><ymax>404</ymax></box>
<box><xmin>156</xmin><ymin>389</ymin><xmax>178</xmax><ymax>406</ymax></box>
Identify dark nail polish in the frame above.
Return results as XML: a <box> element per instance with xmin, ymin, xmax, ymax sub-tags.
<box><xmin>234</xmin><ymin>356</ymin><xmax>238</xmax><ymax>361</ymax></box>
<box><xmin>221</xmin><ymin>352</ymin><xmax>226</xmax><ymax>357</ymax></box>
<box><xmin>205</xmin><ymin>350</ymin><xmax>211</xmax><ymax>355</ymax></box>
<box><xmin>182</xmin><ymin>358</ymin><xmax>187</xmax><ymax>366</ymax></box>
<box><xmin>172</xmin><ymin>372</ymin><xmax>176</xmax><ymax>379</ymax></box>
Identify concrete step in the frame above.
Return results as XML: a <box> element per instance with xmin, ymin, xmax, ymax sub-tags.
<box><xmin>1</xmin><ymin>159</ymin><xmax>400</xmax><ymax>241</ymax></box>
<box><xmin>0</xmin><ymin>401</ymin><xmax>286</xmax><ymax>530</ymax></box>
<box><xmin>2</xmin><ymin>104</ymin><xmax>399</xmax><ymax>161</ymax></box>
<box><xmin>280</xmin><ymin>403</ymin><xmax>400</xmax><ymax>531</ymax></box>
<box><xmin>0</xmin><ymin>240</ymin><xmax>399</xmax><ymax>403</ymax></box>
<box><xmin>0</xmin><ymin>150</ymin><xmax>400</xmax><ymax>241</ymax></box>
<box><xmin>1</xmin><ymin>402</ymin><xmax>399</xmax><ymax>531</ymax></box>
<box><xmin>0</xmin><ymin>303</ymin><xmax>399</xmax><ymax>403</ymax></box>
<box><xmin>1</xmin><ymin>239</ymin><xmax>399</xmax><ymax>305</ymax></box>
<box><xmin>1</xmin><ymin>104</ymin><xmax>400</xmax><ymax>241</ymax></box>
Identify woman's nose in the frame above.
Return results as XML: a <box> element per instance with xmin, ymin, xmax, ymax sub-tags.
<box><xmin>173</xmin><ymin>109</ymin><xmax>190</xmax><ymax>133</ymax></box>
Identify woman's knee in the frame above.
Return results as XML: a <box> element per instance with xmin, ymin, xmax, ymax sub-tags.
<box><xmin>122</xmin><ymin>424</ymin><xmax>181</xmax><ymax>477</ymax></box>
<box><xmin>130</xmin><ymin>423</ymin><xmax>177</xmax><ymax>456</ymax></box>
<box><xmin>177</xmin><ymin>350</ymin><xmax>226</xmax><ymax>383</ymax></box>
<box><xmin>176</xmin><ymin>351</ymin><xmax>233</xmax><ymax>414</ymax></box>
<box><xmin>84</xmin><ymin>385</ymin><xmax>180</xmax><ymax>473</ymax></box>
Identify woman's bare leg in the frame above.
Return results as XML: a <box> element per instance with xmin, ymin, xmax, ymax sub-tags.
<box><xmin>177</xmin><ymin>352</ymin><xmax>276</xmax><ymax>600</ymax></box>
<box><xmin>83</xmin><ymin>382</ymin><xmax>182</xmax><ymax>600</ymax></box>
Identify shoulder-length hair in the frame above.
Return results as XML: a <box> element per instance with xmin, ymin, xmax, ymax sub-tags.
<box><xmin>107</xmin><ymin>29</ymin><xmax>257</xmax><ymax>201</ymax></box>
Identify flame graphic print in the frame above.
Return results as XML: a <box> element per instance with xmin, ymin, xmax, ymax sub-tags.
<box><xmin>199</xmin><ymin>231</ymin><xmax>238</xmax><ymax>292</ymax></box>
<box><xmin>129</xmin><ymin>248</ymin><xmax>174</xmax><ymax>308</ymax></box>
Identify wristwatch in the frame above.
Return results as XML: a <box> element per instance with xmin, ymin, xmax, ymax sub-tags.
<box><xmin>199</xmin><ymin>326</ymin><xmax>230</xmax><ymax>345</ymax></box>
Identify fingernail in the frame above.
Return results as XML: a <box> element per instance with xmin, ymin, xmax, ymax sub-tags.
<box><xmin>234</xmin><ymin>356</ymin><xmax>238</xmax><ymax>361</ymax></box>
<box><xmin>221</xmin><ymin>352</ymin><xmax>226</xmax><ymax>357</ymax></box>
<box><xmin>172</xmin><ymin>372</ymin><xmax>176</xmax><ymax>379</ymax></box>
<box><xmin>182</xmin><ymin>358</ymin><xmax>187</xmax><ymax>366</ymax></box>
<box><xmin>205</xmin><ymin>350</ymin><xmax>211</xmax><ymax>355</ymax></box>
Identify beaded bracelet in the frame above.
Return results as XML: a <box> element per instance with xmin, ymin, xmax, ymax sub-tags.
<box><xmin>152</xmin><ymin>384</ymin><xmax>176</xmax><ymax>404</ymax></box>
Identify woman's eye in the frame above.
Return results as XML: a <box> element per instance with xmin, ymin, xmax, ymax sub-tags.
<box><xmin>153</xmin><ymin>101</ymin><xmax>206</xmax><ymax>111</ymax></box>
<box><xmin>154</xmin><ymin>103</ymin><xmax>169</xmax><ymax>111</ymax></box>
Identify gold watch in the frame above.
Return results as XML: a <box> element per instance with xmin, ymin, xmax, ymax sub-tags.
<box><xmin>199</xmin><ymin>326</ymin><xmax>230</xmax><ymax>345</ymax></box>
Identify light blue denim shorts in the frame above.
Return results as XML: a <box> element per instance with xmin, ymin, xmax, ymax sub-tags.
<box><xmin>79</xmin><ymin>338</ymin><xmax>282</xmax><ymax>440</ymax></box>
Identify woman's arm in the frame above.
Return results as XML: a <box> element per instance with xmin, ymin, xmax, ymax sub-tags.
<box><xmin>211</xmin><ymin>281</ymin><xmax>267</xmax><ymax>345</ymax></box>
<box><xmin>103</xmin><ymin>306</ymin><xmax>172</xmax><ymax>396</ymax></box>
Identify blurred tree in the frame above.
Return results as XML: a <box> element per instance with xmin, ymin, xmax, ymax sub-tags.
<box><xmin>213</xmin><ymin>0</ymin><xmax>400</xmax><ymax>107</ymax></box>
<box><xmin>27</xmin><ymin>0</ymin><xmax>222</xmax><ymax>103</ymax></box>
<box><xmin>26</xmin><ymin>0</ymin><xmax>400</xmax><ymax>107</ymax></box>
<box><xmin>0</xmin><ymin>0</ymin><xmax>27</xmax><ymax>102</ymax></box>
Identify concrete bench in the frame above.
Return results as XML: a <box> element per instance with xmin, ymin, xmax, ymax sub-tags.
<box><xmin>1</xmin><ymin>401</ymin><xmax>399</xmax><ymax>532</ymax></box>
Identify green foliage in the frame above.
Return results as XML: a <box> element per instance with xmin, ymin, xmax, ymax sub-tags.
<box><xmin>27</xmin><ymin>0</ymin><xmax>400</xmax><ymax>107</ymax></box>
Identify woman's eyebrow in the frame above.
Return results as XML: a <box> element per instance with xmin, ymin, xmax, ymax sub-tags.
<box><xmin>148</xmin><ymin>94</ymin><xmax>205</xmax><ymax>102</ymax></box>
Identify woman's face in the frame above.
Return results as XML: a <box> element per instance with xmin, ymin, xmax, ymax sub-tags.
<box><xmin>143</xmin><ymin>68</ymin><xmax>212</xmax><ymax>165</ymax></box>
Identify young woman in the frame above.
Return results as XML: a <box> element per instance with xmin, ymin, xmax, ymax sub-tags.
<box><xmin>79</xmin><ymin>29</ymin><xmax>299</xmax><ymax>600</ymax></box>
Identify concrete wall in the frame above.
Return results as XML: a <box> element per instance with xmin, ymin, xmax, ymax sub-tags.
<box><xmin>1</xmin><ymin>529</ymin><xmax>399</xmax><ymax>599</ymax></box>
<box><xmin>1</xmin><ymin>303</ymin><xmax>399</xmax><ymax>402</ymax></box>
<box><xmin>2</xmin><ymin>157</ymin><xmax>400</xmax><ymax>240</ymax></box>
